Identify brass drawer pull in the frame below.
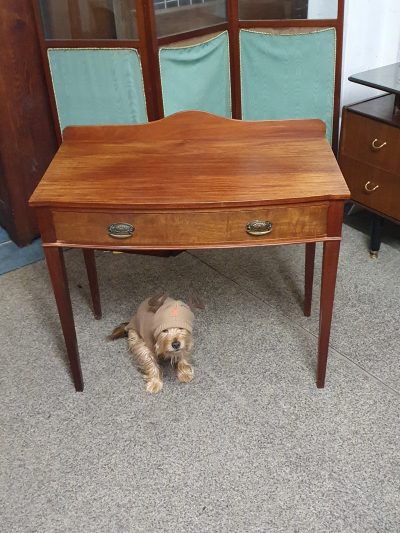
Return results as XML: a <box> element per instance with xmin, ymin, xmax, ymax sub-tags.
<box><xmin>108</xmin><ymin>222</ymin><xmax>134</xmax><ymax>238</ymax></box>
<box><xmin>364</xmin><ymin>181</ymin><xmax>379</xmax><ymax>193</ymax></box>
<box><xmin>371</xmin><ymin>138</ymin><xmax>387</xmax><ymax>151</ymax></box>
<box><xmin>246</xmin><ymin>220</ymin><xmax>273</xmax><ymax>236</ymax></box>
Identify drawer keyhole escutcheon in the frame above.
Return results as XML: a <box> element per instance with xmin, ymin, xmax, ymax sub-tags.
<box><xmin>108</xmin><ymin>222</ymin><xmax>135</xmax><ymax>238</ymax></box>
<box><xmin>246</xmin><ymin>220</ymin><xmax>273</xmax><ymax>236</ymax></box>
<box><xmin>364</xmin><ymin>181</ymin><xmax>379</xmax><ymax>194</ymax></box>
<box><xmin>371</xmin><ymin>138</ymin><xmax>387</xmax><ymax>151</ymax></box>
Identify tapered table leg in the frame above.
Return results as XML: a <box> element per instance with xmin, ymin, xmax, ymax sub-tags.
<box><xmin>317</xmin><ymin>240</ymin><xmax>341</xmax><ymax>388</ymax></box>
<box><xmin>304</xmin><ymin>242</ymin><xmax>316</xmax><ymax>317</ymax></box>
<box><xmin>83</xmin><ymin>249</ymin><xmax>102</xmax><ymax>319</ymax></box>
<box><xmin>44</xmin><ymin>247</ymin><xmax>83</xmax><ymax>392</ymax></box>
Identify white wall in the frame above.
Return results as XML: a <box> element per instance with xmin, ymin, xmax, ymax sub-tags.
<box><xmin>307</xmin><ymin>0</ymin><xmax>338</xmax><ymax>19</ymax></box>
<box><xmin>307</xmin><ymin>0</ymin><xmax>400</xmax><ymax>106</ymax></box>
<box><xmin>341</xmin><ymin>0</ymin><xmax>400</xmax><ymax>107</ymax></box>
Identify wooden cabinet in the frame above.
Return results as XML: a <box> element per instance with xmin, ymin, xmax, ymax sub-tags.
<box><xmin>339</xmin><ymin>95</ymin><xmax>400</xmax><ymax>253</ymax></box>
<box><xmin>0</xmin><ymin>1</ymin><xmax>57</xmax><ymax>245</ymax></box>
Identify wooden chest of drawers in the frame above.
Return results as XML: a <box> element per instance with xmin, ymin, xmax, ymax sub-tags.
<box><xmin>339</xmin><ymin>95</ymin><xmax>400</xmax><ymax>223</ymax></box>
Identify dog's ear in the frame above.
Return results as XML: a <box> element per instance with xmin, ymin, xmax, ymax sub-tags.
<box><xmin>188</xmin><ymin>289</ymin><xmax>205</xmax><ymax>311</ymax></box>
<box><xmin>148</xmin><ymin>291</ymin><xmax>169</xmax><ymax>313</ymax></box>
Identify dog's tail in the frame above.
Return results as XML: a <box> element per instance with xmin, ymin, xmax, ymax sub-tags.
<box><xmin>107</xmin><ymin>322</ymin><xmax>129</xmax><ymax>341</ymax></box>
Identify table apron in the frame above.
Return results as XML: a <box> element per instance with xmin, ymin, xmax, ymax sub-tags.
<box><xmin>41</xmin><ymin>203</ymin><xmax>336</xmax><ymax>248</ymax></box>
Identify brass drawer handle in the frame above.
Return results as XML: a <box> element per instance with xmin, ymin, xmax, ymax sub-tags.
<box><xmin>108</xmin><ymin>222</ymin><xmax>134</xmax><ymax>239</ymax></box>
<box><xmin>364</xmin><ymin>181</ymin><xmax>379</xmax><ymax>193</ymax></box>
<box><xmin>371</xmin><ymin>138</ymin><xmax>387</xmax><ymax>151</ymax></box>
<box><xmin>246</xmin><ymin>220</ymin><xmax>273</xmax><ymax>236</ymax></box>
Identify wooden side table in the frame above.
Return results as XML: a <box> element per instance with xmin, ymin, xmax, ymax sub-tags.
<box><xmin>340</xmin><ymin>63</ymin><xmax>400</xmax><ymax>257</ymax></box>
<box><xmin>29</xmin><ymin>111</ymin><xmax>349</xmax><ymax>391</ymax></box>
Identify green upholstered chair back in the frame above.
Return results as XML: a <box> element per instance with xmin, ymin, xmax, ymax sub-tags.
<box><xmin>240</xmin><ymin>28</ymin><xmax>336</xmax><ymax>141</ymax></box>
<box><xmin>159</xmin><ymin>32</ymin><xmax>231</xmax><ymax>118</ymax></box>
<box><xmin>47</xmin><ymin>30</ymin><xmax>337</xmax><ymax>144</ymax></box>
<box><xmin>48</xmin><ymin>48</ymin><xmax>148</xmax><ymax>134</ymax></box>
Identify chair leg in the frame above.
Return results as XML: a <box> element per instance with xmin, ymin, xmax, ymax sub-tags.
<box><xmin>83</xmin><ymin>249</ymin><xmax>102</xmax><ymax>319</ymax></box>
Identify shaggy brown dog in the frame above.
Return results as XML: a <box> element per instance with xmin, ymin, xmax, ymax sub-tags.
<box><xmin>109</xmin><ymin>292</ymin><xmax>203</xmax><ymax>393</ymax></box>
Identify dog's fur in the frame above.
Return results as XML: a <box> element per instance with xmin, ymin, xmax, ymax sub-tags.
<box><xmin>109</xmin><ymin>292</ymin><xmax>202</xmax><ymax>393</ymax></box>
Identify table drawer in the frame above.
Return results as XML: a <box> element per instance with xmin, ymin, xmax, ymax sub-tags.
<box><xmin>53</xmin><ymin>204</ymin><xmax>329</xmax><ymax>247</ymax></box>
<box><xmin>341</xmin><ymin>110</ymin><xmax>400</xmax><ymax>175</ymax></box>
<box><xmin>339</xmin><ymin>155</ymin><xmax>400</xmax><ymax>221</ymax></box>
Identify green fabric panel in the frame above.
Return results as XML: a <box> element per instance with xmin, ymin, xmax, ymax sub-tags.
<box><xmin>159</xmin><ymin>32</ymin><xmax>231</xmax><ymax>118</ymax></box>
<box><xmin>48</xmin><ymin>48</ymin><xmax>148</xmax><ymax>133</ymax></box>
<box><xmin>240</xmin><ymin>29</ymin><xmax>336</xmax><ymax>141</ymax></box>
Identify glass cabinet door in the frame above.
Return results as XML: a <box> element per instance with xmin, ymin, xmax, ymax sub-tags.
<box><xmin>238</xmin><ymin>0</ymin><xmax>338</xmax><ymax>20</ymax></box>
<box><xmin>154</xmin><ymin>0</ymin><xmax>227</xmax><ymax>38</ymax></box>
<box><xmin>39</xmin><ymin>0</ymin><xmax>138</xmax><ymax>39</ymax></box>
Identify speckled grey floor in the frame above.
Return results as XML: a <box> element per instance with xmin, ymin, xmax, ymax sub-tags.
<box><xmin>1</xmin><ymin>218</ymin><xmax>400</xmax><ymax>532</ymax></box>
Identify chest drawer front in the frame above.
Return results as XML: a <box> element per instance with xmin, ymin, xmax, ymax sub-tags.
<box><xmin>53</xmin><ymin>204</ymin><xmax>329</xmax><ymax>248</ymax></box>
<box><xmin>340</xmin><ymin>155</ymin><xmax>400</xmax><ymax>221</ymax></box>
<box><xmin>341</xmin><ymin>111</ymin><xmax>400</xmax><ymax>175</ymax></box>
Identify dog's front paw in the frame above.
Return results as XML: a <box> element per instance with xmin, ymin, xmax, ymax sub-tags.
<box><xmin>177</xmin><ymin>364</ymin><xmax>194</xmax><ymax>383</ymax></box>
<box><xmin>146</xmin><ymin>378</ymin><xmax>163</xmax><ymax>394</ymax></box>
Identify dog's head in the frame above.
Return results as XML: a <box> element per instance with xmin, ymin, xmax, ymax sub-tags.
<box><xmin>155</xmin><ymin>327</ymin><xmax>193</xmax><ymax>359</ymax></box>
<box><xmin>148</xmin><ymin>291</ymin><xmax>204</xmax><ymax>359</ymax></box>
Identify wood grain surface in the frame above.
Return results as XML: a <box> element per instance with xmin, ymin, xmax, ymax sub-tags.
<box><xmin>29</xmin><ymin>111</ymin><xmax>349</xmax><ymax>210</ymax></box>
<box><xmin>52</xmin><ymin>203</ymin><xmax>329</xmax><ymax>248</ymax></box>
<box><xmin>340</xmin><ymin>110</ymin><xmax>400</xmax><ymax>175</ymax></box>
<box><xmin>339</xmin><ymin>106</ymin><xmax>400</xmax><ymax>222</ymax></box>
<box><xmin>339</xmin><ymin>154</ymin><xmax>400</xmax><ymax>221</ymax></box>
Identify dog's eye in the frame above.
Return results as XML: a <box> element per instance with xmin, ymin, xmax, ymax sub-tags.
<box><xmin>162</xmin><ymin>329</ymin><xmax>168</xmax><ymax>333</ymax></box>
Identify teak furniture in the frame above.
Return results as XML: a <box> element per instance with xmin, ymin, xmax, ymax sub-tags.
<box><xmin>339</xmin><ymin>63</ymin><xmax>400</xmax><ymax>256</ymax></box>
<box><xmin>29</xmin><ymin>111</ymin><xmax>350</xmax><ymax>391</ymax></box>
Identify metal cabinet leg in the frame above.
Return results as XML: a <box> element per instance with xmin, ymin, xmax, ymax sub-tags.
<box><xmin>370</xmin><ymin>214</ymin><xmax>384</xmax><ymax>258</ymax></box>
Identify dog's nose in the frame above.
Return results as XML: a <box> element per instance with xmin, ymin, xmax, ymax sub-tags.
<box><xmin>172</xmin><ymin>341</ymin><xmax>181</xmax><ymax>350</ymax></box>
